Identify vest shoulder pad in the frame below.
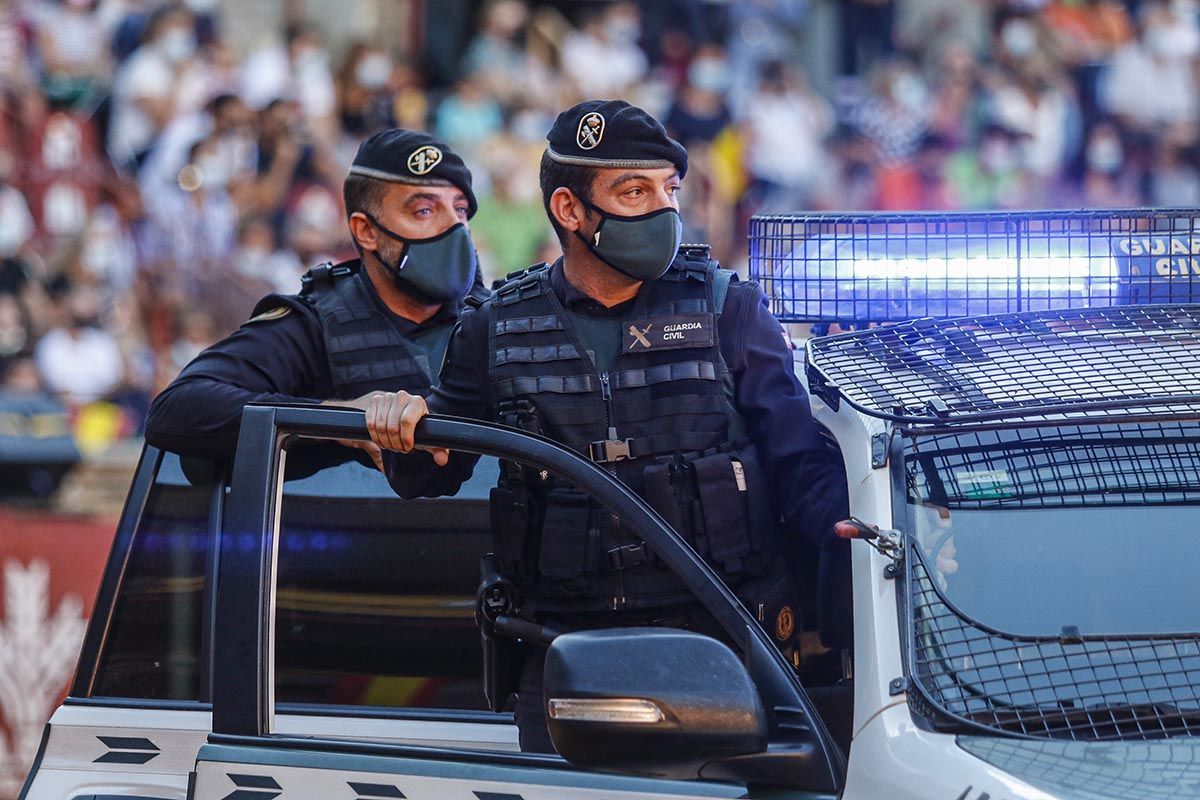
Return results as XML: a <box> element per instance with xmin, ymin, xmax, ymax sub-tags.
<box><xmin>300</xmin><ymin>260</ymin><xmax>358</xmax><ymax>295</ymax></box>
<box><xmin>494</xmin><ymin>262</ymin><xmax>551</xmax><ymax>302</ymax></box>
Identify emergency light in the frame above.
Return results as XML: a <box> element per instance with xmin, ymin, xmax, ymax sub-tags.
<box><xmin>749</xmin><ymin>210</ymin><xmax>1200</xmax><ymax>323</ymax></box>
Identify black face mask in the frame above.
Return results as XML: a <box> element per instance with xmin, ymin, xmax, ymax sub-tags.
<box><xmin>365</xmin><ymin>213</ymin><xmax>478</xmax><ymax>303</ymax></box>
<box><xmin>573</xmin><ymin>198</ymin><xmax>683</xmax><ymax>282</ymax></box>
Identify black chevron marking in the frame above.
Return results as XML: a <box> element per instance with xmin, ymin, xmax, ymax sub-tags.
<box><xmin>221</xmin><ymin>773</ymin><xmax>282</xmax><ymax>800</ymax></box>
<box><xmin>97</xmin><ymin>736</ymin><xmax>159</xmax><ymax>751</ymax></box>
<box><xmin>474</xmin><ymin>793</ymin><xmax>526</xmax><ymax>800</ymax></box>
<box><xmin>94</xmin><ymin>751</ymin><xmax>160</xmax><ymax>764</ymax></box>
<box><xmin>94</xmin><ymin>735</ymin><xmax>160</xmax><ymax>764</ymax></box>
<box><xmin>229</xmin><ymin>774</ymin><xmax>282</xmax><ymax>790</ymax></box>
<box><xmin>349</xmin><ymin>781</ymin><xmax>406</xmax><ymax>798</ymax></box>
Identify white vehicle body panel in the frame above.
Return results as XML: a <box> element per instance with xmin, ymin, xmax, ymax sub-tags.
<box><xmin>843</xmin><ymin>704</ymin><xmax>1056</xmax><ymax>800</ymax></box>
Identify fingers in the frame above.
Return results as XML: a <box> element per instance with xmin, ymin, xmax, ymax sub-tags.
<box><xmin>398</xmin><ymin>393</ymin><xmax>428</xmax><ymax>453</ymax></box>
<box><xmin>417</xmin><ymin>445</ymin><xmax>450</xmax><ymax>466</ymax></box>
<box><xmin>363</xmin><ymin>392</ymin><xmax>428</xmax><ymax>453</ymax></box>
<box><xmin>364</xmin><ymin>441</ymin><xmax>384</xmax><ymax>473</ymax></box>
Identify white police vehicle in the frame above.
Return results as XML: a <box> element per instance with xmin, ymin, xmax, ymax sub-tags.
<box><xmin>19</xmin><ymin>210</ymin><xmax>1200</xmax><ymax>800</ymax></box>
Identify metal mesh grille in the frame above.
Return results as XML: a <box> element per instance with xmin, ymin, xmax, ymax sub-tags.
<box><xmin>806</xmin><ymin>305</ymin><xmax>1200</xmax><ymax>424</ymax></box>
<box><xmin>908</xmin><ymin>422</ymin><xmax>1200</xmax><ymax>509</ymax></box>
<box><xmin>749</xmin><ymin>209</ymin><xmax>1200</xmax><ymax>323</ymax></box>
<box><xmin>909</xmin><ymin>546</ymin><xmax>1200</xmax><ymax>741</ymax></box>
<box><xmin>957</xmin><ymin>736</ymin><xmax>1200</xmax><ymax>799</ymax></box>
<box><xmin>905</xmin><ymin>423</ymin><xmax>1200</xmax><ymax>741</ymax></box>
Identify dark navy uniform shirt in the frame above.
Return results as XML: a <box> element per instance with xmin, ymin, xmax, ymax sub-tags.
<box><xmin>385</xmin><ymin>260</ymin><xmax>849</xmax><ymax>554</ymax></box>
<box><xmin>144</xmin><ymin>262</ymin><xmax>459</xmax><ymax>457</ymax></box>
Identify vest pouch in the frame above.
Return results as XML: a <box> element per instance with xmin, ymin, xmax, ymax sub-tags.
<box><xmin>692</xmin><ymin>452</ymin><xmax>754</xmax><ymax>571</ymax></box>
<box><xmin>489</xmin><ymin>485</ymin><xmax>531</xmax><ymax>581</ymax></box>
<box><xmin>537</xmin><ymin>489</ymin><xmax>596</xmax><ymax>593</ymax></box>
<box><xmin>735</xmin><ymin>444</ymin><xmax>775</xmax><ymax>555</ymax></box>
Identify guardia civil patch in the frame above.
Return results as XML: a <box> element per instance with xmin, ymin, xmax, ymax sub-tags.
<box><xmin>577</xmin><ymin>112</ymin><xmax>605</xmax><ymax>150</ymax></box>
<box><xmin>623</xmin><ymin>313</ymin><xmax>714</xmax><ymax>352</ymax></box>
<box><xmin>247</xmin><ymin>306</ymin><xmax>291</xmax><ymax>324</ymax></box>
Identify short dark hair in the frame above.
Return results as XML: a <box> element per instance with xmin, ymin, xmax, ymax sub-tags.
<box><xmin>343</xmin><ymin>174</ymin><xmax>388</xmax><ymax>252</ymax></box>
<box><xmin>539</xmin><ymin>150</ymin><xmax>598</xmax><ymax>247</ymax></box>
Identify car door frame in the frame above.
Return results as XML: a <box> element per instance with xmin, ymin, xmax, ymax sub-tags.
<box><xmin>207</xmin><ymin>403</ymin><xmax>846</xmax><ymax>794</ymax></box>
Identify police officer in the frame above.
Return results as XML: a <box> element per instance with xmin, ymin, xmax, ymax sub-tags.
<box><xmin>363</xmin><ymin>101</ymin><xmax>849</xmax><ymax>751</ymax></box>
<box><xmin>145</xmin><ymin>129</ymin><xmax>482</xmax><ymax>464</ymax></box>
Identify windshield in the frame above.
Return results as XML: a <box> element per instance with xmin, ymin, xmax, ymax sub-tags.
<box><xmin>905</xmin><ymin>421</ymin><xmax>1200</xmax><ymax>637</ymax></box>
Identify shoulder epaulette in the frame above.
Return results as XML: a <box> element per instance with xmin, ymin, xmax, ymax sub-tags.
<box><xmin>494</xmin><ymin>262</ymin><xmax>551</xmax><ymax>305</ymax></box>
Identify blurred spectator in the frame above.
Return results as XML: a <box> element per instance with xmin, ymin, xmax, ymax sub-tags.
<box><xmin>36</xmin><ymin>0</ymin><xmax>109</xmax><ymax>107</ymax></box>
<box><xmin>34</xmin><ymin>285</ymin><xmax>123</xmax><ymax>405</ymax></box>
<box><xmin>561</xmin><ymin>2</ymin><xmax>648</xmax><ymax>97</ymax></box>
<box><xmin>0</xmin><ymin>0</ymin><xmax>35</xmax><ymax>92</ymax></box>
<box><xmin>435</xmin><ymin>72</ymin><xmax>505</xmax><ymax>165</ymax></box>
<box><xmin>168</xmin><ymin>307</ymin><xmax>214</xmax><ymax>374</ymax></box>
<box><xmin>252</xmin><ymin>98</ymin><xmax>340</xmax><ymax>232</ymax></box>
<box><xmin>1074</xmin><ymin>118</ymin><xmax>1140</xmax><ymax>206</ymax></box>
<box><xmin>0</xmin><ymin>148</ymin><xmax>35</xmax><ymax>263</ymax></box>
<box><xmin>1149</xmin><ymin>124</ymin><xmax>1200</xmax><ymax>207</ymax></box>
<box><xmin>229</xmin><ymin>213</ymin><xmax>302</xmax><ymax>295</ymax></box>
<box><xmin>1</xmin><ymin>354</ymin><xmax>43</xmax><ymax>393</ymax></box>
<box><xmin>141</xmin><ymin>136</ymin><xmax>238</xmax><ymax>303</ymax></box>
<box><xmin>464</xmin><ymin>0</ymin><xmax>536</xmax><ymax>106</ymax></box>
<box><xmin>945</xmin><ymin>121</ymin><xmax>1028</xmax><ymax>208</ymax></box>
<box><xmin>335</xmin><ymin>43</ymin><xmax>396</xmax><ymax>148</ymax></box>
<box><xmin>740</xmin><ymin>60</ymin><xmax>833</xmax><ymax>213</ymax></box>
<box><xmin>107</xmin><ymin>3</ymin><xmax>201</xmax><ymax>168</ymax></box>
<box><xmin>140</xmin><ymin>92</ymin><xmax>255</xmax><ymax>196</ymax></box>
<box><xmin>240</xmin><ymin>21</ymin><xmax>337</xmax><ymax>141</ymax></box>
<box><xmin>840</xmin><ymin>0</ymin><xmax>896</xmax><ymax>76</ymax></box>
<box><xmin>470</xmin><ymin>136</ymin><xmax>549</xmax><ymax>283</ymax></box>
<box><xmin>1100</xmin><ymin>0</ymin><xmax>1199</xmax><ymax>132</ymax></box>
<box><xmin>988</xmin><ymin>57</ymin><xmax>1078</xmax><ymax>182</ymax></box>
<box><xmin>665</xmin><ymin>45</ymin><xmax>733</xmax><ymax>148</ymax></box>
<box><xmin>847</xmin><ymin>59</ymin><xmax>931</xmax><ymax>208</ymax></box>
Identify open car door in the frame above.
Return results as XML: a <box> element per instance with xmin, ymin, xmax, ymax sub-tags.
<box><xmin>187</xmin><ymin>404</ymin><xmax>844</xmax><ymax>799</ymax></box>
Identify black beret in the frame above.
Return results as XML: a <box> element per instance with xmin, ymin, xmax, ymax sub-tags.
<box><xmin>348</xmin><ymin>129</ymin><xmax>477</xmax><ymax>218</ymax></box>
<box><xmin>546</xmin><ymin>99</ymin><xmax>688</xmax><ymax>178</ymax></box>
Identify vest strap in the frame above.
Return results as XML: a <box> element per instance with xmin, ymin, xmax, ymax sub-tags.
<box><xmin>588</xmin><ymin>431</ymin><xmax>725</xmax><ymax>464</ymax></box>
<box><xmin>494</xmin><ymin>315</ymin><xmax>564</xmax><ymax>336</ymax></box>
<box><xmin>612</xmin><ymin>360</ymin><xmax>718</xmax><ymax>389</ymax></box>
<box><xmin>496</xmin><ymin>374</ymin><xmax>596</xmax><ymax>399</ymax></box>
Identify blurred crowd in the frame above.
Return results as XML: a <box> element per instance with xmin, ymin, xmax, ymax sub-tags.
<box><xmin>0</xmin><ymin>0</ymin><xmax>1195</xmax><ymax>451</ymax></box>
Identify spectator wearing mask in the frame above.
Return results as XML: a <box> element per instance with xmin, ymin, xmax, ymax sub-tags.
<box><xmin>141</xmin><ymin>136</ymin><xmax>238</xmax><ymax>308</ymax></box>
<box><xmin>463</xmin><ymin>0</ymin><xmax>533</xmax><ymax>107</ymax></box>
<box><xmin>108</xmin><ymin>3</ymin><xmax>200</xmax><ymax>168</ymax></box>
<box><xmin>140</xmin><ymin>92</ymin><xmax>255</xmax><ymax>199</ymax></box>
<box><xmin>666</xmin><ymin>46</ymin><xmax>734</xmax><ymax>149</ymax></box>
<box><xmin>561</xmin><ymin>2</ymin><xmax>648</xmax><ymax>97</ymax></box>
<box><xmin>1101</xmin><ymin>0</ymin><xmax>1199</xmax><ymax>133</ymax></box>
<box><xmin>240</xmin><ymin>22</ymin><xmax>337</xmax><ymax>142</ymax></box>
<box><xmin>253</xmin><ymin>99</ymin><xmax>340</xmax><ymax>232</ymax></box>
<box><xmin>34</xmin><ymin>285</ymin><xmax>124</xmax><ymax>405</ymax></box>
<box><xmin>36</xmin><ymin>0</ymin><xmax>109</xmax><ymax>107</ymax></box>
<box><xmin>1074</xmin><ymin>118</ymin><xmax>1139</xmax><ymax>207</ymax></box>
<box><xmin>988</xmin><ymin>57</ymin><xmax>1079</xmax><ymax>184</ymax></box>
<box><xmin>945</xmin><ymin>121</ymin><xmax>1029</xmax><ymax>209</ymax></box>
<box><xmin>435</xmin><ymin>72</ymin><xmax>505</xmax><ymax>168</ymax></box>
<box><xmin>847</xmin><ymin>58</ymin><xmax>929</xmax><ymax>209</ymax></box>
<box><xmin>740</xmin><ymin>60</ymin><xmax>833</xmax><ymax>213</ymax></box>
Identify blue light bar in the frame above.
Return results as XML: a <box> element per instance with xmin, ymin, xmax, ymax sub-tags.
<box><xmin>749</xmin><ymin>211</ymin><xmax>1200</xmax><ymax>323</ymax></box>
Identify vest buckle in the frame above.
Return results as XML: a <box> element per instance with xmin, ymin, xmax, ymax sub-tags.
<box><xmin>607</xmin><ymin>542</ymin><xmax>647</xmax><ymax>571</ymax></box>
<box><xmin>589</xmin><ymin>438</ymin><xmax>632</xmax><ymax>463</ymax></box>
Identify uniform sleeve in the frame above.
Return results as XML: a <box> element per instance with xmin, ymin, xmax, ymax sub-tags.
<box><xmin>721</xmin><ymin>282</ymin><xmax>850</xmax><ymax>550</ymax></box>
<box><xmin>144</xmin><ymin>303</ymin><xmax>330</xmax><ymax>457</ymax></box>
<box><xmin>382</xmin><ymin>304</ymin><xmax>490</xmax><ymax>498</ymax></box>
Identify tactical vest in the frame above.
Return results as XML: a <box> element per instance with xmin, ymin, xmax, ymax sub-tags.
<box><xmin>486</xmin><ymin>249</ymin><xmax>778</xmax><ymax>614</ymax></box>
<box><xmin>298</xmin><ymin>261</ymin><xmax>455</xmax><ymax>399</ymax></box>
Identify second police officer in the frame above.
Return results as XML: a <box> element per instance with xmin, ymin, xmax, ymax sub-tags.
<box><xmin>145</xmin><ymin>129</ymin><xmax>483</xmax><ymax>465</ymax></box>
<box><xmin>364</xmin><ymin>101</ymin><xmax>849</xmax><ymax>752</ymax></box>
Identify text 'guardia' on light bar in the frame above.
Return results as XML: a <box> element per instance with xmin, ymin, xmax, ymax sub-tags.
<box><xmin>547</xmin><ymin>698</ymin><xmax>666</xmax><ymax>724</ymax></box>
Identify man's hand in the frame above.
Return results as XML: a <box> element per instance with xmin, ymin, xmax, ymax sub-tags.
<box><xmin>321</xmin><ymin>392</ymin><xmax>386</xmax><ymax>472</ymax></box>
<box><xmin>363</xmin><ymin>391</ymin><xmax>450</xmax><ymax>466</ymax></box>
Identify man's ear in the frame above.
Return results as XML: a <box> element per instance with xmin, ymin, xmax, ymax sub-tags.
<box><xmin>549</xmin><ymin>188</ymin><xmax>586</xmax><ymax>236</ymax></box>
<box><xmin>348</xmin><ymin>212</ymin><xmax>379</xmax><ymax>253</ymax></box>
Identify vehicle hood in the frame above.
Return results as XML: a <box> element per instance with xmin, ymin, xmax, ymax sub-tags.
<box><xmin>957</xmin><ymin>735</ymin><xmax>1200</xmax><ymax>800</ymax></box>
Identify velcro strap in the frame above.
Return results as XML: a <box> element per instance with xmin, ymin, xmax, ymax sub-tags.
<box><xmin>496</xmin><ymin>344</ymin><xmax>581</xmax><ymax>366</ymax></box>
<box><xmin>496</xmin><ymin>374</ymin><xmax>596</xmax><ymax>399</ymax></box>
<box><xmin>494</xmin><ymin>315</ymin><xmax>563</xmax><ymax>336</ymax></box>
<box><xmin>333</xmin><ymin>356</ymin><xmax>430</xmax><ymax>386</ymax></box>
<box><xmin>612</xmin><ymin>361</ymin><xmax>717</xmax><ymax>389</ymax></box>
<box><xmin>327</xmin><ymin>328</ymin><xmax>406</xmax><ymax>353</ymax></box>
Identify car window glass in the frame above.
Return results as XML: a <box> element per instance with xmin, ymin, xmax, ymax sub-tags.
<box><xmin>273</xmin><ymin>440</ymin><xmax>499</xmax><ymax>710</ymax></box>
<box><xmin>92</xmin><ymin>451</ymin><xmax>217</xmax><ymax>700</ymax></box>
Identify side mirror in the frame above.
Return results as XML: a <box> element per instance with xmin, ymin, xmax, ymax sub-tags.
<box><xmin>544</xmin><ymin>628</ymin><xmax>767</xmax><ymax>779</ymax></box>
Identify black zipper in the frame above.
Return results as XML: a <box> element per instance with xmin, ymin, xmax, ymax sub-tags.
<box><xmin>598</xmin><ymin>370</ymin><xmax>626</xmax><ymax>610</ymax></box>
